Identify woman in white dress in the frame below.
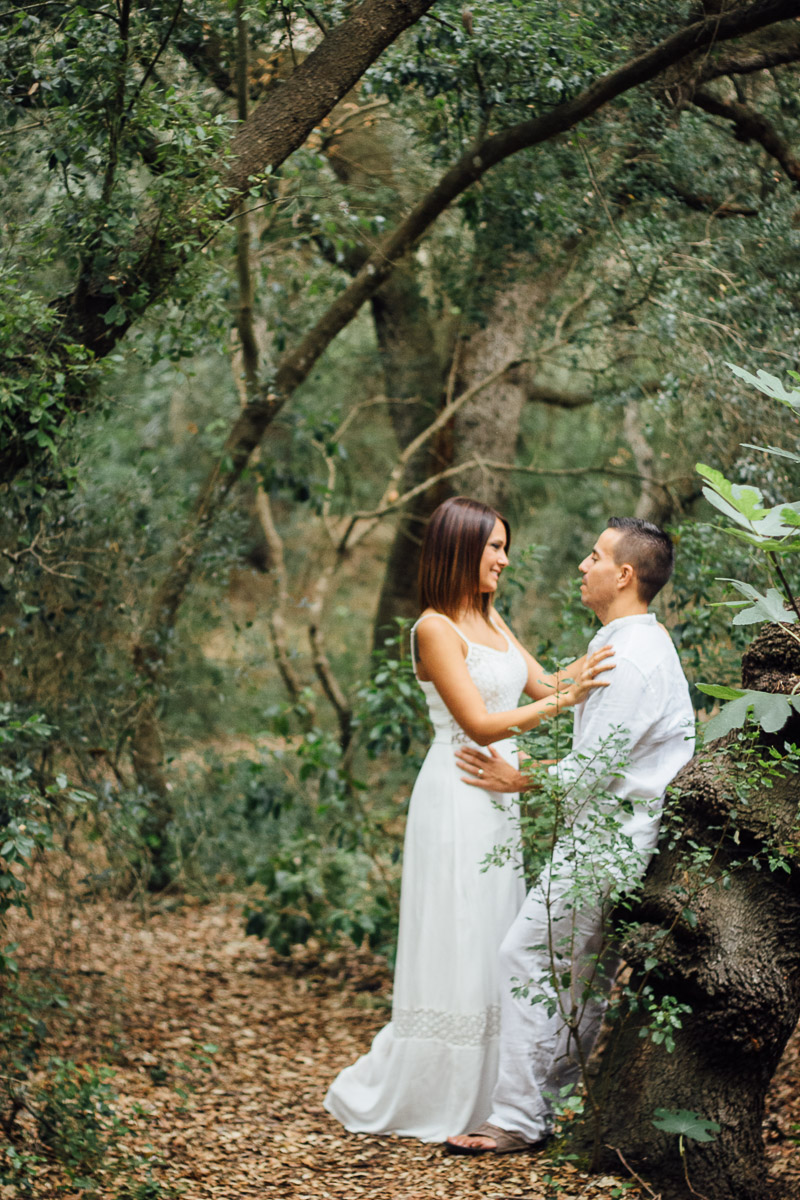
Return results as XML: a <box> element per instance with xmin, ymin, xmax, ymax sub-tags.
<box><xmin>324</xmin><ymin>497</ymin><xmax>612</xmax><ymax>1143</ymax></box>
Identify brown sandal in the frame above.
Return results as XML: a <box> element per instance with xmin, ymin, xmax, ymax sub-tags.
<box><xmin>444</xmin><ymin>1120</ymin><xmax>537</xmax><ymax>1156</ymax></box>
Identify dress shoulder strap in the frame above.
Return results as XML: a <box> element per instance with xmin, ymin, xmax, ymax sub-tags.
<box><xmin>412</xmin><ymin>612</ymin><xmax>472</xmax><ymax>645</ymax></box>
<box><xmin>488</xmin><ymin>613</ymin><xmax>515</xmax><ymax>649</ymax></box>
<box><xmin>410</xmin><ymin>612</ymin><xmax>471</xmax><ymax>677</ymax></box>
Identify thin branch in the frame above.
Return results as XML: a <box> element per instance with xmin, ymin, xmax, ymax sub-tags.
<box><xmin>124</xmin><ymin>0</ymin><xmax>183</xmax><ymax>119</ymax></box>
<box><xmin>385</xmin><ymin>357</ymin><xmax>527</xmax><ymax>493</ymax></box>
<box><xmin>692</xmin><ymin>85</ymin><xmax>800</xmax><ymax>190</ymax></box>
<box><xmin>649</xmin><ymin>295</ymin><xmax>749</xmax><ymax>349</ymax></box>
<box><xmin>552</xmin><ymin>282</ymin><xmax>596</xmax><ymax>345</ymax></box>
<box><xmin>668</xmin><ymin>181</ymin><xmax>759</xmax><ymax>217</ymax></box>
<box><xmin>326</xmin><ymin>98</ymin><xmax>390</xmax><ymax>132</ymax></box>
<box><xmin>768</xmin><ymin>550</ymin><xmax>800</xmax><ymax>625</ymax></box>
<box><xmin>334</xmin><ymin>359</ymin><xmax>527</xmax><ymax>554</ymax></box>
<box><xmin>255</xmin><ymin>490</ymin><xmax>314</xmax><ymax>709</ymax></box>
<box><xmin>0</xmin><ymin>530</ymin><xmax>82</xmax><ymax>580</ymax></box>
<box><xmin>234</xmin><ymin>2</ymin><xmax>260</xmax><ymax>391</ymax></box>
<box><xmin>608</xmin><ymin>1144</ymin><xmax>662</xmax><ymax>1199</ymax></box>
<box><xmin>579</xmin><ymin>141</ymin><xmax>641</xmax><ymax>279</ymax></box>
<box><xmin>279</xmin><ymin>0</ymin><xmax>299</xmax><ymax>69</ymax></box>
<box><xmin>698</xmin><ymin>28</ymin><xmax>800</xmax><ymax>82</ymax></box>
<box><xmin>334</xmin><ymin>394</ymin><xmax>419</xmax><ymax>441</ymax></box>
<box><xmin>0</xmin><ymin>120</ymin><xmax>46</xmax><ymax>140</ymax></box>
<box><xmin>301</xmin><ymin>3</ymin><xmax>329</xmax><ymax>35</ymax></box>
<box><xmin>308</xmin><ymin>567</ymin><xmax>352</xmax><ymax>751</ymax></box>
<box><xmin>339</xmin><ymin>455</ymin><xmax>674</xmax><ymax>554</ymax></box>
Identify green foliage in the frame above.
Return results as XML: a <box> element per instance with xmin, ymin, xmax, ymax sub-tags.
<box><xmin>36</xmin><ymin>1059</ymin><xmax>127</xmax><ymax>1184</ymax></box>
<box><xmin>0</xmin><ymin>707</ymin><xmax>91</xmax><ymax>937</ymax></box>
<box><xmin>242</xmin><ymin>630</ymin><xmax>429</xmax><ymax>961</ymax></box>
<box><xmin>700</xmin><ymin>685</ymin><xmax>800</xmax><ymax>742</ymax></box>
<box><xmin>0</xmin><ymin>976</ymin><xmax>175</xmax><ymax>1198</ymax></box>
<box><xmin>695</xmin><ymin>364</ymin><xmax>800</xmax><ymax>740</ymax></box>
<box><xmin>244</xmin><ymin>836</ymin><xmax>397</xmax><ymax>958</ymax></box>
<box><xmin>666</xmin><ymin>523</ymin><xmax>756</xmax><ymax>708</ymax></box>
<box><xmin>0</xmin><ymin>277</ymin><xmax>99</xmax><ymax>479</ymax></box>
<box><xmin>652</xmin><ymin>1107</ymin><xmax>720</xmax><ymax>1144</ymax></box>
<box><xmin>374</xmin><ymin>0</ymin><xmax>638</xmax><ymax>149</ymax></box>
<box><xmin>357</xmin><ymin>620</ymin><xmax>429</xmax><ymax>762</ymax></box>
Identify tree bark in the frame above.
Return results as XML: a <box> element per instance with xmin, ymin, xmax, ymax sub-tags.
<box><xmin>451</xmin><ymin>276</ymin><xmax>556</xmax><ymax>506</ymax></box>
<box><xmin>577</xmin><ymin>622</ymin><xmax>800</xmax><ymax>1200</ymax></box>
<box><xmin>369</xmin><ymin>265</ymin><xmax>452</xmax><ymax>641</ymax></box>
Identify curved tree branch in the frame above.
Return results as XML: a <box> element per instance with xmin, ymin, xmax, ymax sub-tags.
<box><xmin>698</xmin><ymin>24</ymin><xmax>800</xmax><ymax>81</ymax></box>
<box><xmin>692</xmin><ymin>84</ymin><xmax>800</xmax><ymax>190</ymax></box>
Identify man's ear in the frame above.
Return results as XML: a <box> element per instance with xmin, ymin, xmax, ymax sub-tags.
<box><xmin>617</xmin><ymin>562</ymin><xmax>635</xmax><ymax>590</ymax></box>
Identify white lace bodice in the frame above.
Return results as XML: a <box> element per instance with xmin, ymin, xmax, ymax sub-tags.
<box><xmin>411</xmin><ymin>613</ymin><xmax>529</xmax><ymax>745</ymax></box>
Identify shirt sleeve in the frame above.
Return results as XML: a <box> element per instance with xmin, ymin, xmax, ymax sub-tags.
<box><xmin>550</xmin><ymin>654</ymin><xmax>656</xmax><ymax>803</ymax></box>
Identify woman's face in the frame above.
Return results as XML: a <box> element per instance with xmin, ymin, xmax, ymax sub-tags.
<box><xmin>478</xmin><ymin>518</ymin><xmax>509</xmax><ymax>595</ymax></box>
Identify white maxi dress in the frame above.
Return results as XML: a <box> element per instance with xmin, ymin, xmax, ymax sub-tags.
<box><xmin>324</xmin><ymin>613</ymin><xmax>528</xmax><ymax>1142</ymax></box>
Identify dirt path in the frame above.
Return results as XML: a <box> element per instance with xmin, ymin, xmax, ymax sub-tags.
<box><xmin>7</xmin><ymin>898</ymin><xmax>800</xmax><ymax>1199</ymax></box>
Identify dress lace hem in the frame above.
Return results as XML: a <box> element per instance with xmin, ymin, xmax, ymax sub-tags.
<box><xmin>394</xmin><ymin>1005</ymin><xmax>501</xmax><ymax>1046</ymax></box>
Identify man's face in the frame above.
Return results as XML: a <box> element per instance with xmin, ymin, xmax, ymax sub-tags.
<box><xmin>578</xmin><ymin>527</ymin><xmax>625</xmax><ymax>617</ymax></box>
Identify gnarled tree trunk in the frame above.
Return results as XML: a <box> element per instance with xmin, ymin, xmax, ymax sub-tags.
<box><xmin>578</xmin><ymin>623</ymin><xmax>800</xmax><ymax>1199</ymax></box>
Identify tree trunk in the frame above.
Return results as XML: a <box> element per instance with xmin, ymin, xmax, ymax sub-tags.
<box><xmin>369</xmin><ymin>266</ymin><xmax>452</xmax><ymax>641</ymax></box>
<box><xmin>451</xmin><ymin>276</ymin><xmax>551</xmax><ymax>507</ymax></box>
<box><xmin>577</xmin><ymin>623</ymin><xmax>800</xmax><ymax>1199</ymax></box>
<box><xmin>129</xmin><ymin>695</ymin><xmax>176</xmax><ymax>890</ymax></box>
<box><xmin>318</xmin><ymin>91</ymin><xmax>451</xmax><ymax>641</ymax></box>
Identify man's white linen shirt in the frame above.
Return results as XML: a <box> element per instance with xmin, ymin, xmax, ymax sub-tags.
<box><xmin>551</xmin><ymin>613</ymin><xmax>695</xmax><ymax>854</ymax></box>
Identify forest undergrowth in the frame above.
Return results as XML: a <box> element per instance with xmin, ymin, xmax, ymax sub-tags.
<box><xmin>4</xmin><ymin>893</ymin><xmax>800</xmax><ymax>1200</ymax></box>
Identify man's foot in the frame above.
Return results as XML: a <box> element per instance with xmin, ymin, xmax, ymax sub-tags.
<box><xmin>444</xmin><ymin>1121</ymin><xmax>540</xmax><ymax>1156</ymax></box>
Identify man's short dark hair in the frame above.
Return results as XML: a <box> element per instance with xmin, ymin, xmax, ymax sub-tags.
<box><xmin>607</xmin><ymin>517</ymin><xmax>674</xmax><ymax>604</ymax></box>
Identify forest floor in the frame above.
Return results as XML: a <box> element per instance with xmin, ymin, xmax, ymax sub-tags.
<box><xmin>6</xmin><ymin>895</ymin><xmax>800</xmax><ymax>1200</ymax></box>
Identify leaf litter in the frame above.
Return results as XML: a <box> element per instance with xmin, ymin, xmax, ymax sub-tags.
<box><xmin>5</xmin><ymin>895</ymin><xmax>799</xmax><ymax>1199</ymax></box>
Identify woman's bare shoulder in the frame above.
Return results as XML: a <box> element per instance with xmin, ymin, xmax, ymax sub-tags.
<box><xmin>416</xmin><ymin>610</ymin><xmax>457</xmax><ymax>640</ymax></box>
<box><xmin>415</xmin><ymin>611</ymin><xmax>468</xmax><ymax>655</ymax></box>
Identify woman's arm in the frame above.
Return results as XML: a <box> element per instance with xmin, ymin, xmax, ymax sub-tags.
<box><xmin>415</xmin><ymin>616</ymin><xmax>612</xmax><ymax>746</ymax></box>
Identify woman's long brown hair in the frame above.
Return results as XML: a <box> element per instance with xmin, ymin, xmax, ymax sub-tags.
<box><xmin>418</xmin><ymin>497</ymin><xmax>511</xmax><ymax>620</ymax></box>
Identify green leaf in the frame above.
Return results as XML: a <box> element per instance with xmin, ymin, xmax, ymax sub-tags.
<box><xmin>726</xmin><ymin>362</ymin><xmax>800</xmax><ymax>409</ymax></box>
<box><xmin>741</xmin><ymin>443</ymin><xmax>800</xmax><ymax>465</ymax></box>
<box><xmin>697</xmin><ymin>464</ymin><xmax>800</xmax><ymax>541</ymax></box>
<box><xmin>716</xmin><ymin>580</ymin><xmax>797</xmax><ymax>627</ymax></box>
<box><xmin>652</xmin><ymin>1108</ymin><xmax>720</xmax><ymax>1143</ymax></box>
<box><xmin>696</xmin><ymin>684</ymin><xmax>745</xmax><ymax>701</ymax></box>
<box><xmin>702</xmin><ymin>690</ymin><xmax>800</xmax><ymax>742</ymax></box>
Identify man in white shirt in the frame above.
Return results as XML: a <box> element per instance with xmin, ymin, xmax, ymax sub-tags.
<box><xmin>445</xmin><ymin>517</ymin><xmax>695</xmax><ymax>1155</ymax></box>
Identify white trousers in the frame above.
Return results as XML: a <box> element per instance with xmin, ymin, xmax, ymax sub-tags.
<box><xmin>489</xmin><ymin>835</ymin><xmax>653</xmax><ymax>1142</ymax></box>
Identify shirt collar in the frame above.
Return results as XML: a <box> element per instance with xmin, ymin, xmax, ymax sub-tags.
<box><xmin>590</xmin><ymin>612</ymin><xmax>655</xmax><ymax>647</ymax></box>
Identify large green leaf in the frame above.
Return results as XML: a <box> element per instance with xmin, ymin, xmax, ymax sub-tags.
<box><xmin>698</xmin><ymin>464</ymin><xmax>800</xmax><ymax>543</ymax></box>
<box><xmin>726</xmin><ymin>363</ymin><xmax>800</xmax><ymax>409</ymax></box>
<box><xmin>652</xmin><ymin>1108</ymin><xmax>720</xmax><ymax>1143</ymax></box>
<box><xmin>717</xmin><ymin>580</ymin><xmax>797</xmax><ymax>627</ymax></box>
<box><xmin>699</xmin><ymin>688</ymin><xmax>800</xmax><ymax>742</ymax></box>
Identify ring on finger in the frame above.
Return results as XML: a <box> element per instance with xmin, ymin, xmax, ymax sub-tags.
<box><xmin>478</xmin><ymin>768</ymin><xmax>484</xmax><ymax>777</ymax></box>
